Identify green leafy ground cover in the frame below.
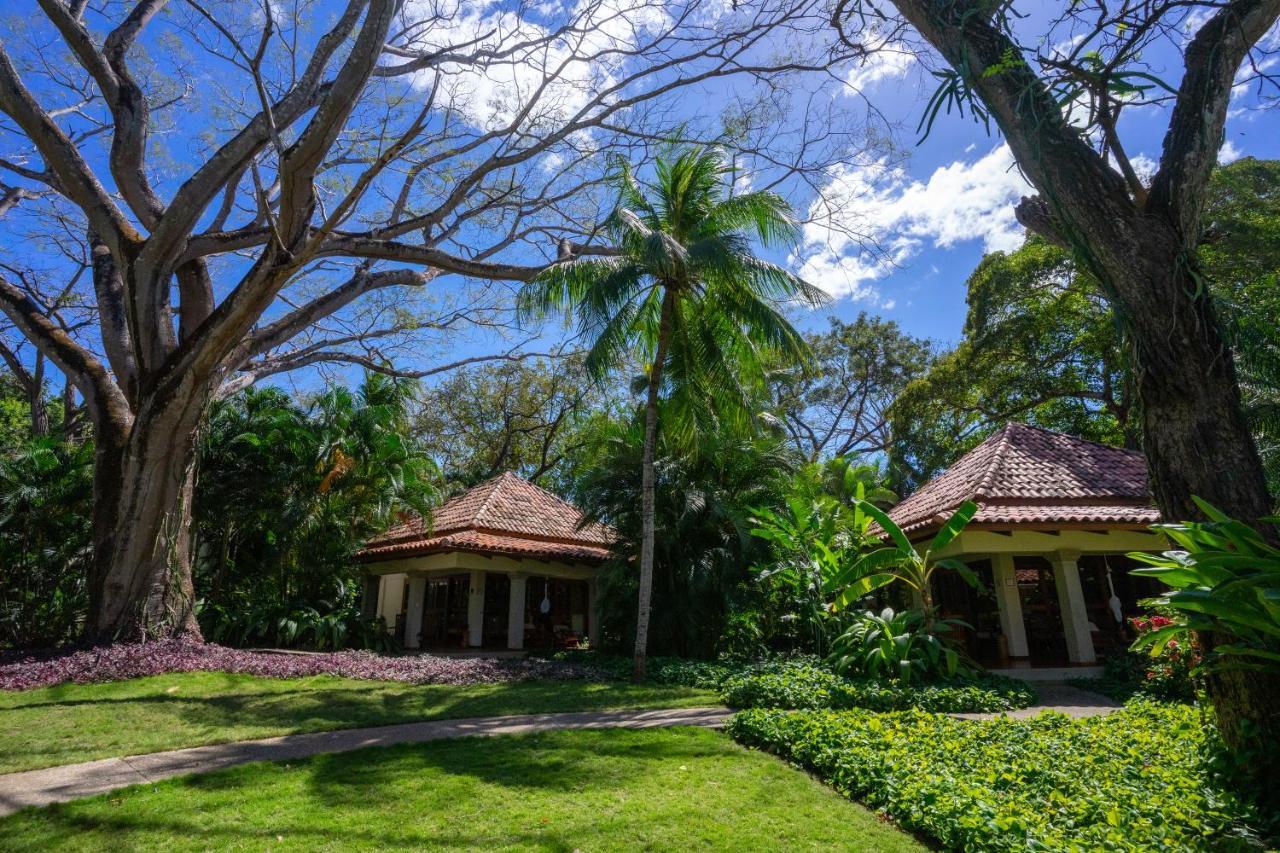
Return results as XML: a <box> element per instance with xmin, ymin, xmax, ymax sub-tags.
<box><xmin>0</xmin><ymin>672</ymin><xmax>716</xmax><ymax>774</ymax></box>
<box><xmin>720</xmin><ymin>660</ymin><xmax>1036</xmax><ymax>713</ymax></box>
<box><xmin>547</xmin><ymin>651</ymin><xmax>1037</xmax><ymax>713</ymax></box>
<box><xmin>728</xmin><ymin>701</ymin><xmax>1267</xmax><ymax>851</ymax></box>
<box><xmin>0</xmin><ymin>727</ymin><xmax>925</xmax><ymax>851</ymax></box>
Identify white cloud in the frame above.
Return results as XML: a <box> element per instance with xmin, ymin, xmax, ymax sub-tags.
<box><xmin>845</xmin><ymin>43</ymin><xmax>913</xmax><ymax>92</ymax></box>
<box><xmin>794</xmin><ymin>145</ymin><xmax>1032</xmax><ymax>301</ymax></box>
<box><xmin>1128</xmin><ymin>153</ymin><xmax>1158</xmax><ymax>183</ymax></box>
<box><xmin>1219</xmin><ymin>138</ymin><xmax>1243</xmax><ymax>164</ymax></box>
<box><xmin>399</xmin><ymin>0</ymin><xmax>671</xmax><ymax>130</ymax></box>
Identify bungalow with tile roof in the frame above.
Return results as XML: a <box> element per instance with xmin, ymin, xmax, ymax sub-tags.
<box><xmin>357</xmin><ymin>472</ymin><xmax>615</xmax><ymax>651</ymax></box>
<box><xmin>888</xmin><ymin>423</ymin><xmax>1169</xmax><ymax>672</ymax></box>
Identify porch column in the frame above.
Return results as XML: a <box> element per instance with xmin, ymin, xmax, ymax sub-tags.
<box><xmin>404</xmin><ymin>575</ymin><xmax>427</xmax><ymax>649</ymax></box>
<box><xmin>376</xmin><ymin>573</ymin><xmax>406</xmax><ymax>630</ymax></box>
<box><xmin>507</xmin><ymin>572</ymin><xmax>527</xmax><ymax>650</ymax></box>
<box><xmin>1051</xmin><ymin>549</ymin><xmax>1096</xmax><ymax>664</ymax></box>
<box><xmin>587</xmin><ymin>577</ymin><xmax>600</xmax><ymax>648</ymax></box>
<box><xmin>990</xmin><ymin>554</ymin><xmax>1028</xmax><ymax>659</ymax></box>
<box><xmin>467</xmin><ymin>570</ymin><xmax>486</xmax><ymax>647</ymax></box>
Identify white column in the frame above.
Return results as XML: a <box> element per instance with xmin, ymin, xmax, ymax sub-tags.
<box><xmin>376</xmin><ymin>573</ymin><xmax>406</xmax><ymax>631</ymax></box>
<box><xmin>403</xmin><ymin>576</ymin><xmax>427</xmax><ymax>649</ymax></box>
<box><xmin>1051</xmin><ymin>550</ymin><xmax>1096</xmax><ymax>664</ymax></box>
<box><xmin>991</xmin><ymin>554</ymin><xmax>1028</xmax><ymax>659</ymax></box>
<box><xmin>467</xmin><ymin>570</ymin><xmax>486</xmax><ymax>647</ymax></box>
<box><xmin>587</xmin><ymin>577</ymin><xmax>600</xmax><ymax>648</ymax></box>
<box><xmin>507</xmin><ymin>572</ymin><xmax>527</xmax><ymax>650</ymax></box>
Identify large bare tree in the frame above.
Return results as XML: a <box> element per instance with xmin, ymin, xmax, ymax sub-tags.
<box><xmin>0</xmin><ymin>0</ymin><xmax>864</xmax><ymax>642</ymax></box>
<box><xmin>832</xmin><ymin>0</ymin><xmax>1279</xmax><ymax>785</ymax></box>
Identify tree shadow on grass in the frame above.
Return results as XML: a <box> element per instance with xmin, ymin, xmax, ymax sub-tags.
<box><xmin>3</xmin><ymin>803</ymin><xmax>590</xmax><ymax>851</ymax></box>
<box><xmin>299</xmin><ymin>726</ymin><xmax>736</xmax><ymax>808</ymax></box>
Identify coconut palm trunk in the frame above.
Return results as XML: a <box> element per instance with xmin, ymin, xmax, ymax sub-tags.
<box><xmin>634</xmin><ymin>290</ymin><xmax>675</xmax><ymax>681</ymax></box>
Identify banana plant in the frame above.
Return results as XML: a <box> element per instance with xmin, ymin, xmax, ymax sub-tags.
<box><xmin>1129</xmin><ymin>498</ymin><xmax>1280</xmax><ymax>672</ymax></box>
<box><xmin>826</xmin><ymin>499</ymin><xmax>984</xmax><ymax>628</ymax></box>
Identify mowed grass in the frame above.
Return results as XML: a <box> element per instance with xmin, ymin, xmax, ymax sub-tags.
<box><xmin>0</xmin><ymin>727</ymin><xmax>924</xmax><ymax>851</ymax></box>
<box><xmin>0</xmin><ymin>672</ymin><xmax>717</xmax><ymax>774</ymax></box>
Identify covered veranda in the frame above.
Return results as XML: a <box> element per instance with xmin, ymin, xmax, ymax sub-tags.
<box><xmin>357</xmin><ymin>472</ymin><xmax>614</xmax><ymax>651</ymax></box>
<box><xmin>887</xmin><ymin>423</ymin><xmax>1169</xmax><ymax>670</ymax></box>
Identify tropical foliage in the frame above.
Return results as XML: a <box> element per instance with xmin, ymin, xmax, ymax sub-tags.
<box><xmin>193</xmin><ymin>374</ymin><xmax>436</xmax><ymax>650</ymax></box>
<box><xmin>827</xmin><ymin>606</ymin><xmax>972</xmax><ymax>683</ymax></box>
<box><xmin>0</xmin><ymin>437</ymin><xmax>94</xmax><ymax>648</ymax></box>
<box><xmin>573</xmin><ymin>410</ymin><xmax>793</xmax><ymax>659</ymax></box>
<box><xmin>827</xmin><ymin>498</ymin><xmax>983</xmax><ymax>620</ymax></box>
<box><xmin>747</xmin><ymin>459</ymin><xmax>894</xmax><ymax>655</ymax></box>
<box><xmin>1129</xmin><ymin>500</ymin><xmax>1280</xmax><ymax>676</ymax></box>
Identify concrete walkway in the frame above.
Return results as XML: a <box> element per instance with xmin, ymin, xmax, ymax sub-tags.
<box><xmin>0</xmin><ymin>706</ymin><xmax>731</xmax><ymax>818</ymax></box>
<box><xmin>951</xmin><ymin>682</ymin><xmax>1121</xmax><ymax>720</ymax></box>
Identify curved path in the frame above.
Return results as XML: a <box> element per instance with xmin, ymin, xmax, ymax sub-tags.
<box><xmin>0</xmin><ymin>706</ymin><xmax>731</xmax><ymax>817</ymax></box>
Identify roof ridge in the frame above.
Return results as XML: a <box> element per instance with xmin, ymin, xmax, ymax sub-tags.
<box><xmin>470</xmin><ymin>472</ymin><xmax>512</xmax><ymax>527</ymax></box>
<box><xmin>972</xmin><ymin>422</ymin><xmax>1015</xmax><ymax>499</ymax></box>
<box><xmin>1005</xmin><ymin>420</ymin><xmax>1145</xmax><ymax>457</ymax></box>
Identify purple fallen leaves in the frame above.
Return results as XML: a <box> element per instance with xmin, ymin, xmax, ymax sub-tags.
<box><xmin>0</xmin><ymin>641</ymin><xmax>608</xmax><ymax>691</ymax></box>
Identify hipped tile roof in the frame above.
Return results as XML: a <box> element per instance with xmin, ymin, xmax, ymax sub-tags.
<box><xmin>358</xmin><ymin>472</ymin><xmax>616</xmax><ymax>563</ymax></box>
<box><xmin>887</xmin><ymin>422</ymin><xmax>1161</xmax><ymax>537</ymax></box>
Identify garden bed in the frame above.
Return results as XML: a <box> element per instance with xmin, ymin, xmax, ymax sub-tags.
<box><xmin>728</xmin><ymin>701</ymin><xmax>1267</xmax><ymax>851</ymax></box>
<box><xmin>721</xmin><ymin>659</ymin><xmax>1037</xmax><ymax>713</ymax></box>
<box><xmin>0</xmin><ymin>640</ymin><xmax>606</xmax><ymax>691</ymax></box>
<box><xmin>543</xmin><ymin>652</ymin><xmax>1037</xmax><ymax>714</ymax></box>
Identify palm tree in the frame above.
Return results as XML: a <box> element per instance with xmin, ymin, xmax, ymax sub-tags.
<box><xmin>519</xmin><ymin>147</ymin><xmax>827</xmax><ymax>679</ymax></box>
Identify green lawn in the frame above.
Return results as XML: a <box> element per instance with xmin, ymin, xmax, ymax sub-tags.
<box><xmin>0</xmin><ymin>727</ymin><xmax>923</xmax><ymax>851</ymax></box>
<box><xmin>0</xmin><ymin>672</ymin><xmax>718</xmax><ymax>774</ymax></box>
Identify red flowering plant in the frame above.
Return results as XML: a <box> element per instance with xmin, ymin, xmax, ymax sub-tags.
<box><xmin>1127</xmin><ymin>614</ymin><xmax>1201</xmax><ymax>701</ymax></box>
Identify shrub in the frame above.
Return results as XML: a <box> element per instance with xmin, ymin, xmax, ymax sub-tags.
<box><xmin>1075</xmin><ymin>615</ymin><xmax>1200</xmax><ymax>703</ymax></box>
<box><xmin>727</xmin><ymin>702</ymin><xmax>1266</xmax><ymax>851</ymax></box>
<box><xmin>827</xmin><ymin>606</ymin><xmax>973</xmax><ymax>682</ymax></box>
<box><xmin>543</xmin><ymin>649</ymin><xmax>735</xmax><ymax>688</ymax></box>
<box><xmin>721</xmin><ymin>659</ymin><xmax>1036</xmax><ymax>713</ymax></box>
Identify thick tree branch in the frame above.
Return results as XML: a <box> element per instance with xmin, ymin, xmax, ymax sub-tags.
<box><xmin>0</xmin><ymin>46</ymin><xmax>138</xmax><ymax>254</ymax></box>
<box><xmin>0</xmin><ymin>273</ymin><xmax>128</xmax><ymax>428</ymax></box>
<box><xmin>1147</xmin><ymin>0</ymin><xmax>1280</xmax><ymax>237</ymax></box>
<box><xmin>245</xmin><ymin>267</ymin><xmax>434</xmax><ymax>358</ymax></box>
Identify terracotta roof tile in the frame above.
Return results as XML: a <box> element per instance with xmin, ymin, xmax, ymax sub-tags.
<box><xmin>358</xmin><ymin>529</ymin><xmax>612</xmax><ymax>563</ymax></box>
<box><xmin>888</xmin><ymin>423</ymin><xmax>1159</xmax><ymax>536</ymax></box>
<box><xmin>359</xmin><ymin>472</ymin><xmax>615</xmax><ymax>563</ymax></box>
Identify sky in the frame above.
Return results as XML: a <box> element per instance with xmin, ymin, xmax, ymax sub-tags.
<box><xmin>2</xmin><ymin>1</ymin><xmax>1278</xmax><ymax>397</ymax></box>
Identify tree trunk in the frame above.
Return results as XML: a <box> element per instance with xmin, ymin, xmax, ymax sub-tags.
<box><xmin>633</xmin><ymin>290</ymin><xmax>675</xmax><ymax>682</ymax></box>
<box><xmin>1105</xmin><ymin>236</ymin><xmax>1280</xmax><ymax>776</ymax></box>
<box><xmin>1114</xmin><ymin>249</ymin><xmax>1273</xmax><ymax>524</ymax></box>
<box><xmin>28</xmin><ymin>352</ymin><xmax>48</xmax><ymax>437</ymax></box>
<box><xmin>85</xmin><ymin>387</ymin><xmax>206</xmax><ymax>643</ymax></box>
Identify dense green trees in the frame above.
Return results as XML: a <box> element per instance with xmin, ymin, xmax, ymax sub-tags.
<box><xmin>0</xmin><ymin>372</ymin><xmax>433</xmax><ymax>650</ymax></box>
<box><xmin>0</xmin><ymin>437</ymin><xmax>94</xmax><ymax>647</ymax></box>
<box><xmin>519</xmin><ymin>148</ymin><xmax>826</xmax><ymax>678</ymax></box>
<box><xmin>413</xmin><ymin>356</ymin><xmax>608</xmax><ymax>495</ymax></box>
<box><xmin>573</xmin><ymin>411</ymin><xmax>794</xmax><ymax>659</ymax></box>
<box><xmin>194</xmin><ymin>374</ymin><xmax>435</xmax><ymax>648</ymax></box>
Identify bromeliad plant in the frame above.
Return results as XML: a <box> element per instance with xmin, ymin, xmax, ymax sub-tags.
<box><xmin>826</xmin><ymin>498</ymin><xmax>984</xmax><ymax>627</ymax></box>
<box><xmin>828</xmin><ymin>606</ymin><xmax>974</xmax><ymax>682</ymax></box>
<box><xmin>1129</xmin><ymin>498</ymin><xmax>1280</xmax><ymax>674</ymax></box>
